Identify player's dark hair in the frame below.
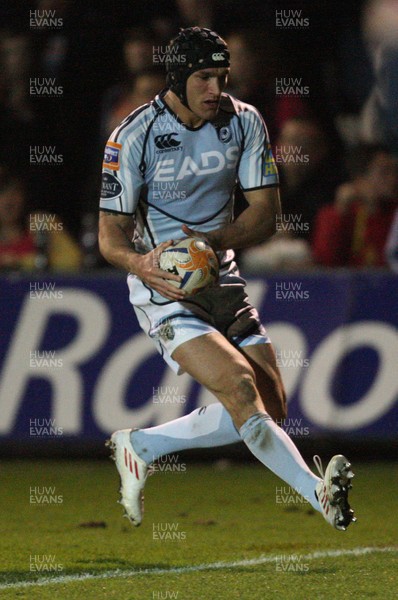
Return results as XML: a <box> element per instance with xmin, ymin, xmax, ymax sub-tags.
<box><xmin>165</xmin><ymin>27</ymin><xmax>230</xmax><ymax>110</ymax></box>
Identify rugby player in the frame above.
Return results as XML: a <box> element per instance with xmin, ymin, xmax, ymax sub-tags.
<box><xmin>98</xmin><ymin>27</ymin><xmax>356</xmax><ymax>531</ymax></box>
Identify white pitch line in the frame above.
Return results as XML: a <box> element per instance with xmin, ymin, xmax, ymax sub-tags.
<box><xmin>1</xmin><ymin>546</ymin><xmax>397</xmax><ymax>591</ymax></box>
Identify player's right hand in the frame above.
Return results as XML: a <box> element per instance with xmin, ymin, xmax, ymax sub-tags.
<box><xmin>130</xmin><ymin>241</ymin><xmax>186</xmax><ymax>301</ymax></box>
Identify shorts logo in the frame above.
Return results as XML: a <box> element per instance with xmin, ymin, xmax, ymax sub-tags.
<box><xmin>100</xmin><ymin>172</ymin><xmax>124</xmax><ymax>200</ymax></box>
<box><xmin>103</xmin><ymin>141</ymin><xmax>122</xmax><ymax>171</ymax></box>
<box><xmin>155</xmin><ymin>133</ymin><xmax>181</xmax><ymax>150</ymax></box>
<box><xmin>158</xmin><ymin>322</ymin><xmax>175</xmax><ymax>341</ymax></box>
<box><xmin>212</xmin><ymin>52</ymin><xmax>226</xmax><ymax>61</ymax></box>
<box><xmin>218</xmin><ymin>126</ymin><xmax>232</xmax><ymax>143</ymax></box>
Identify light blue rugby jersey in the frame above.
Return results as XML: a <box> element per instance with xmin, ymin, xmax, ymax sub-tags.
<box><xmin>100</xmin><ymin>90</ymin><xmax>279</xmax><ymax>271</ymax></box>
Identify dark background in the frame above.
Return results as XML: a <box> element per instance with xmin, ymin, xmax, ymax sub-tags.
<box><xmin>0</xmin><ymin>1</ymin><xmax>372</xmax><ymax>236</ymax></box>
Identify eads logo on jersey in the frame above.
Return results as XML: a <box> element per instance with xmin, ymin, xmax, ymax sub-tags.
<box><xmin>154</xmin><ymin>133</ymin><xmax>182</xmax><ymax>153</ymax></box>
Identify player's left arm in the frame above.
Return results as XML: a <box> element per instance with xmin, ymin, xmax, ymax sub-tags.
<box><xmin>182</xmin><ymin>185</ymin><xmax>281</xmax><ymax>250</ymax></box>
<box><xmin>183</xmin><ymin>105</ymin><xmax>280</xmax><ymax>250</ymax></box>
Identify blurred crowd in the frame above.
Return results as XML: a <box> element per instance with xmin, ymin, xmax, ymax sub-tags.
<box><xmin>0</xmin><ymin>0</ymin><xmax>397</xmax><ymax>273</ymax></box>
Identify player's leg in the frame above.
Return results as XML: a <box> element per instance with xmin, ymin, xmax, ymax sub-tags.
<box><xmin>107</xmin><ymin>278</ymin><xmax>244</xmax><ymax>525</ymax></box>
<box><xmin>204</xmin><ymin>269</ymin><xmax>286</xmax><ymax>421</ymax></box>
<box><xmin>109</xmin><ymin>277</ymin><xmax>355</xmax><ymax>529</ymax></box>
<box><xmin>129</xmin><ymin>330</ymin><xmax>262</xmax><ymax>466</ymax></box>
<box><xmin>128</xmin><ymin>270</ymin><xmax>266</xmax><ymax>465</ymax></box>
<box><xmin>109</xmin><ymin>328</ymin><xmax>320</xmax><ymax>524</ymax></box>
<box><xmin>236</xmin><ymin>342</ymin><xmax>355</xmax><ymax>530</ymax></box>
<box><xmin>171</xmin><ymin>332</ymin><xmax>322</xmax><ymax>506</ymax></box>
<box><xmin>172</xmin><ymin>332</ymin><xmax>355</xmax><ymax>530</ymax></box>
<box><xmin>240</xmin><ymin>342</ymin><xmax>287</xmax><ymax>422</ymax></box>
<box><xmin>131</xmin><ymin>341</ymin><xmax>286</xmax><ymax>465</ymax></box>
<box><xmin>173</xmin><ymin>333</ymin><xmax>264</xmax><ymax>427</ymax></box>
<box><xmin>131</xmin><ymin>402</ymin><xmax>240</xmax><ymax>465</ymax></box>
<box><xmin>109</xmin><ymin>328</ymin><xmax>355</xmax><ymax>529</ymax></box>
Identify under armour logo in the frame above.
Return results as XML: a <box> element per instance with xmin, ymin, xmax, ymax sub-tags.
<box><xmin>154</xmin><ymin>133</ymin><xmax>181</xmax><ymax>150</ymax></box>
<box><xmin>212</xmin><ymin>52</ymin><xmax>225</xmax><ymax>61</ymax></box>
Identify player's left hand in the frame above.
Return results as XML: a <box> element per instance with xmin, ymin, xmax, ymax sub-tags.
<box><xmin>182</xmin><ymin>224</ymin><xmax>213</xmax><ymax>246</ymax></box>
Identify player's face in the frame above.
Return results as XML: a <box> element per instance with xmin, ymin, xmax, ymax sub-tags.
<box><xmin>186</xmin><ymin>68</ymin><xmax>229</xmax><ymax>121</ymax></box>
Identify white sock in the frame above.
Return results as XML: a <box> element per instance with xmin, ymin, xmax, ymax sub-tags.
<box><xmin>130</xmin><ymin>403</ymin><xmax>240</xmax><ymax>465</ymax></box>
<box><xmin>240</xmin><ymin>412</ymin><xmax>321</xmax><ymax>511</ymax></box>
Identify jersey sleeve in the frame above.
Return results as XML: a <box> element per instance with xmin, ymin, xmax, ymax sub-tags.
<box><xmin>99</xmin><ymin>128</ymin><xmax>145</xmax><ymax>215</ymax></box>
<box><xmin>237</xmin><ymin>108</ymin><xmax>279</xmax><ymax>191</ymax></box>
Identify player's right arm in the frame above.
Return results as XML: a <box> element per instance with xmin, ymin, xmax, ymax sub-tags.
<box><xmin>98</xmin><ymin>211</ymin><xmax>185</xmax><ymax>301</ymax></box>
<box><xmin>99</xmin><ymin>115</ymin><xmax>185</xmax><ymax>300</ymax></box>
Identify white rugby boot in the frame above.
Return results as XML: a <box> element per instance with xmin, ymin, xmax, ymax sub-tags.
<box><xmin>313</xmin><ymin>454</ymin><xmax>356</xmax><ymax>531</ymax></box>
<box><xmin>106</xmin><ymin>429</ymin><xmax>148</xmax><ymax>526</ymax></box>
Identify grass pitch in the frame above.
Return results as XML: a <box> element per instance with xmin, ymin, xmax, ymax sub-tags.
<box><xmin>0</xmin><ymin>458</ymin><xmax>397</xmax><ymax>599</ymax></box>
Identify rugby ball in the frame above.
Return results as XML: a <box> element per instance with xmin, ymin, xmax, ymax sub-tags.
<box><xmin>159</xmin><ymin>238</ymin><xmax>219</xmax><ymax>297</ymax></box>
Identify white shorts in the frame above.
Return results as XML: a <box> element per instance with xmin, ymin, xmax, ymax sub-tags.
<box><xmin>127</xmin><ymin>263</ymin><xmax>271</xmax><ymax>374</ymax></box>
